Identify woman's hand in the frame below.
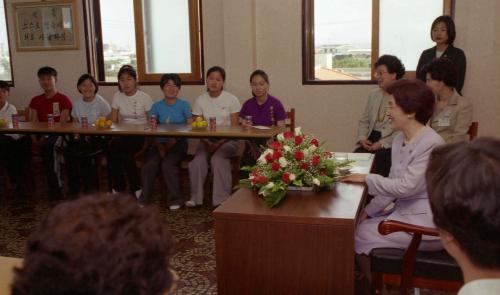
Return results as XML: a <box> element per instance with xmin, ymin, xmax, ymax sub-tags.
<box><xmin>341</xmin><ymin>173</ymin><xmax>367</xmax><ymax>183</ymax></box>
<box><xmin>359</xmin><ymin>139</ymin><xmax>372</xmax><ymax>150</ymax></box>
<box><xmin>369</xmin><ymin>142</ymin><xmax>383</xmax><ymax>151</ymax></box>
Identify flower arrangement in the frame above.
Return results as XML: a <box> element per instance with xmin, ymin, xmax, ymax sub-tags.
<box><xmin>239</xmin><ymin>127</ymin><xmax>353</xmax><ymax>208</ymax></box>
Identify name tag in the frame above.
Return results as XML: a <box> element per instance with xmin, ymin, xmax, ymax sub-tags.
<box><xmin>52</xmin><ymin>102</ymin><xmax>60</xmax><ymax>116</ymax></box>
<box><xmin>437</xmin><ymin>117</ymin><xmax>450</xmax><ymax>127</ymax></box>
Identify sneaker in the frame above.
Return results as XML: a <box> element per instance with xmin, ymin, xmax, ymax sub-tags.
<box><xmin>169</xmin><ymin>205</ymin><xmax>181</xmax><ymax>210</ymax></box>
<box><xmin>134</xmin><ymin>189</ymin><xmax>142</xmax><ymax>199</ymax></box>
<box><xmin>185</xmin><ymin>200</ymin><xmax>197</xmax><ymax>208</ymax></box>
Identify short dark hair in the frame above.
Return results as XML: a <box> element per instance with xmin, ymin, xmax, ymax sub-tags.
<box><xmin>374</xmin><ymin>55</ymin><xmax>406</xmax><ymax>80</ymax></box>
<box><xmin>77</xmin><ymin>74</ymin><xmax>99</xmax><ymax>94</ymax></box>
<box><xmin>423</xmin><ymin>57</ymin><xmax>458</xmax><ymax>88</ymax></box>
<box><xmin>0</xmin><ymin>80</ymin><xmax>9</xmax><ymax>91</ymax></box>
<box><xmin>431</xmin><ymin>15</ymin><xmax>456</xmax><ymax>44</ymax></box>
<box><xmin>249</xmin><ymin>69</ymin><xmax>269</xmax><ymax>84</ymax></box>
<box><xmin>37</xmin><ymin>66</ymin><xmax>58</xmax><ymax>78</ymax></box>
<box><xmin>12</xmin><ymin>194</ymin><xmax>175</xmax><ymax>295</ymax></box>
<box><xmin>117</xmin><ymin>64</ymin><xmax>138</xmax><ymax>81</ymax></box>
<box><xmin>206</xmin><ymin>66</ymin><xmax>226</xmax><ymax>81</ymax></box>
<box><xmin>160</xmin><ymin>73</ymin><xmax>182</xmax><ymax>89</ymax></box>
<box><xmin>386</xmin><ymin>79</ymin><xmax>435</xmax><ymax>125</ymax></box>
<box><xmin>426</xmin><ymin>137</ymin><xmax>500</xmax><ymax>269</ymax></box>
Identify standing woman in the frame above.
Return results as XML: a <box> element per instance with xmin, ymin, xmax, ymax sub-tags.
<box><xmin>109</xmin><ymin>65</ymin><xmax>152</xmax><ymax>197</ymax></box>
<box><xmin>416</xmin><ymin>15</ymin><xmax>466</xmax><ymax>94</ymax></box>
<box><xmin>187</xmin><ymin>66</ymin><xmax>241</xmax><ymax>207</ymax></box>
<box><xmin>65</xmin><ymin>74</ymin><xmax>111</xmax><ymax>196</ymax></box>
<box><xmin>424</xmin><ymin>58</ymin><xmax>472</xmax><ymax>143</ymax></box>
<box><xmin>343</xmin><ymin>79</ymin><xmax>445</xmax><ymax>284</ymax></box>
<box><xmin>140</xmin><ymin>74</ymin><xmax>193</xmax><ymax>209</ymax></box>
<box><xmin>239</xmin><ymin>69</ymin><xmax>287</xmax><ymax>177</ymax></box>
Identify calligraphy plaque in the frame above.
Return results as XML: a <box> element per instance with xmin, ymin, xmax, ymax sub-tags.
<box><xmin>13</xmin><ymin>0</ymin><xmax>79</xmax><ymax>51</ymax></box>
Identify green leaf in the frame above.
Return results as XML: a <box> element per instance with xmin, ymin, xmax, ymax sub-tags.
<box><xmin>263</xmin><ymin>187</ymin><xmax>287</xmax><ymax>208</ymax></box>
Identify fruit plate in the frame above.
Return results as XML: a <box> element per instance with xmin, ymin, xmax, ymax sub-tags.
<box><xmin>191</xmin><ymin>126</ymin><xmax>208</xmax><ymax>131</ymax></box>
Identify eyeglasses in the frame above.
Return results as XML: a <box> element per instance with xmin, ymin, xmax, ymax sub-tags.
<box><xmin>374</xmin><ymin>71</ymin><xmax>389</xmax><ymax>77</ymax></box>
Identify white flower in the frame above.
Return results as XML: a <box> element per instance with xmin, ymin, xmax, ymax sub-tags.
<box><xmin>289</xmin><ymin>173</ymin><xmax>296</xmax><ymax>181</ymax></box>
<box><xmin>265</xmin><ymin>182</ymin><xmax>275</xmax><ymax>189</ymax></box>
<box><xmin>312</xmin><ymin>178</ymin><xmax>321</xmax><ymax>186</ymax></box>
<box><xmin>308</xmin><ymin>145</ymin><xmax>317</xmax><ymax>152</ymax></box>
<box><xmin>257</xmin><ymin>154</ymin><xmax>266</xmax><ymax>164</ymax></box>
<box><xmin>303</xmin><ymin>149</ymin><xmax>310</xmax><ymax>157</ymax></box>
<box><xmin>263</xmin><ymin>149</ymin><xmax>274</xmax><ymax>156</ymax></box>
<box><xmin>283</xmin><ymin>145</ymin><xmax>291</xmax><ymax>152</ymax></box>
<box><xmin>277</xmin><ymin>133</ymin><xmax>285</xmax><ymax>142</ymax></box>
<box><xmin>294</xmin><ymin>126</ymin><xmax>302</xmax><ymax>136</ymax></box>
<box><xmin>249</xmin><ymin>174</ymin><xmax>255</xmax><ymax>180</ymax></box>
<box><xmin>279</xmin><ymin>157</ymin><xmax>288</xmax><ymax>168</ymax></box>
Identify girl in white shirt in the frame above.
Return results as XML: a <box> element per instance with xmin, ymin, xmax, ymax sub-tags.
<box><xmin>109</xmin><ymin>65</ymin><xmax>152</xmax><ymax>197</ymax></box>
<box><xmin>187</xmin><ymin>66</ymin><xmax>241</xmax><ymax>207</ymax></box>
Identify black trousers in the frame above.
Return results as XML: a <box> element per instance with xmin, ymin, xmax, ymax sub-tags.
<box><xmin>0</xmin><ymin>135</ymin><xmax>32</xmax><ymax>196</ymax></box>
<box><xmin>39</xmin><ymin>135</ymin><xmax>62</xmax><ymax>195</ymax></box>
<box><xmin>64</xmin><ymin>136</ymin><xmax>108</xmax><ymax>195</ymax></box>
<box><xmin>109</xmin><ymin>136</ymin><xmax>143</xmax><ymax>193</ymax></box>
<box><xmin>354</xmin><ymin>131</ymin><xmax>391</xmax><ymax>177</ymax></box>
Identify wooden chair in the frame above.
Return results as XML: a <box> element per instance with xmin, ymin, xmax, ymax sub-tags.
<box><xmin>285</xmin><ymin>108</ymin><xmax>295</xmax><ymax>131</ymax></box>
<box><xmin>467</xmin><ymin>122</ymin><xmax>478</xmax><ymax>140</ymax></box>
<box><xmin>371</xmin><ymin>220</ymin><xmax>463</xmax><ymax>295</ymax></box>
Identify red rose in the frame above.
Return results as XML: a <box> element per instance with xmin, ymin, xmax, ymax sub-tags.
<box><xmin>270</xmin><ymin>141</ymin><xmax>282</xmax><ymax>150</ymax></box>
<box><xmin>294</xmin><ymin>151</ymin><xmax>304</xmax><ymax>161</ymax></box>
<box><xmin>257</xmin><ymin>175</ymin><xmax>268</xmax><ymax>184</ymax></box>
<box><xmin>265</xmin><ymin>153</ymin><xmax>274</xmax><ymax>163</ymax></box>
<box><xmin>271</xmin><ymin>162</ymin><xmax>280</xmax><ymax>171</ymax></box>
<box><xmin>283</xmin><ymin>131</ymin><xmax>293</xmax><ymax>139</ymax></box>
<box><xmin>282</xmin><ymin>172</ymin><xmax>291</xmax><ymax>183</ymax></box>
<box><xmin>311</xmin><ymin>138</ymin><xmax>319</xmax><ymax>147</ymax></box>
<box><xmin>300</xmin><ymin>162</ymin><xmax>309</xmax><ymax>170</ymax></box>
<box><xmin>273</xmin><ymin>150</ymin><xmax>282</xmax><ymax>160</ymax></box>
<box><xmin>312</xmin><ymin>155</ymin><xmax>321</xmax><ymax>166</ymax></box>
<box><xmin>295</xmin><ymin>136</ymin><xmax>303</xmax><ymax>145</ymax></box>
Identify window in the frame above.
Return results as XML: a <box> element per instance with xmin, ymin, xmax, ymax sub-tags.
<box><xmin>302</xmin><ymin>0</ymin><xmax>453</xmax><ymax>84</ymax></box>
<box><xmin>0</xmin><ymin>0</ymin><xmax>13</xmax><ymax>82</ymax></box>
<box><xmin>84</xmin><ymin>0</ymin><xmax>203</xmax><ymax>84</ymax></box>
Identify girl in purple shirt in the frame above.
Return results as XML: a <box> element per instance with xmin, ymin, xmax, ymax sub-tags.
<box><xmin>239</xmin><ymin>70</ymin><xmax>287</xmax><ymax>177</ymax></box>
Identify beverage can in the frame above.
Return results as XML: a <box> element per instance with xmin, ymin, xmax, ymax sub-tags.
<box><xmin>52</xmin><ymin>102</ymin><xmax>60</xmax><ymax>116</ymax></box>
<box><xmin>47</xmin><ymin>114</ymin><xmax>55</xmax><ymax>127</ymax></box>
<box><xmin>244</xmin><ymin>115</ymin><xmax>253</xmax><ymax>128</ymax></box>
<box><xmin>11</xmin><ymin>114</ymin><xmax>19</xmax><ymax>128</ymax></box>
<box><xmin>150</xmin><ymin>114</ymin><xmax>158</xmax><ymax>129</ymax></box>
<box><xmin>209</xmin><ymin>116</ymin><xmax>216</xmax><ymax>130</ymax></box>
<box><xmin>81</xmin><ymin>116</ymin><xmax>88</xmax><ymax>128</ymax></box>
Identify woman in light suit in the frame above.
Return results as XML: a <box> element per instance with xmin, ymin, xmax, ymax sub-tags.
<box><xmin>424</xmin><ymin>58</ymin><xmax>473</xmax><ymax>143</ymax></box>
<box><xmin>343</xmin><ymin>79</ymin><xmax>445</xmax><ymax>282</ymax></box>
<box><xmin>355</xmin><ymin>55</ymin><xmax>405</xmax><ymax>176</ymax></box>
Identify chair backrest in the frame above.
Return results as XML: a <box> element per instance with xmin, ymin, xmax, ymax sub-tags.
<box><xmin>285</xmin><ymin>108</ymin><xmax>295</xmax><ymax>131</ymax></box>
<box><xmin>467</xmin><ymin>122</ymin><xmax>478</xmax><ymax>140</ymax></box>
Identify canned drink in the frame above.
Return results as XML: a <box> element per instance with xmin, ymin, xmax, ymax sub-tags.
<box><xmin>209</xmin><ymin>116</ymin><xmax>216</xmax><ymax>130</ymax></box>
<box><xmin>47</xmin><ymin>114</ymin><xmax>55</xmax><ymax>127</ymax></box>
<box><xmin>150</xmin><ymin>114</ymin><xmax>158</xmax><ymax>129</ymax></box>
<box><xmin>80</xmin><ymin>116</ymin><xmax>88</xmax><ymax>128</ymax></box>
<box><xmin>11</xmin><ymin>114</ymin><xmax>19</xmax><ymax>128</ymax></box>
<box><xmin>244</xmin><ymin>115</ymin><xmax>253</xmax><ymax>129</ymax></box>
<box><xmin>52</xmin><ymin>102</ymin><xmax>60</xmax><ymax>116</ymax></box>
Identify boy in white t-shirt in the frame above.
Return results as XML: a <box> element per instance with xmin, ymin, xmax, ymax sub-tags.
<box><xmin>0</xmin><ymin>80</ymin><xmax>32</xmax><ymax>198</ymax></box>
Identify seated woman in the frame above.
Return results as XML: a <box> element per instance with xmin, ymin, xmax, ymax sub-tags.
<box><xmin>187</xmin><ymin>66</ymin><xmax>241</xmax><ymax>207</ymax></box>
<box><xmin>65</xmin><ymin>74</ymin><xmax>111</xmax><ymax>196</ymax></box>
<box><xmin>355</xmin><ymin>55</ymin><xmax>405</xmax><ymax>176</ymax></box>
<box><xmin>416</xmin><ymin>15</ymin><xmax>466</xmax><ymax>94</ymax></box>
<box><xmin>11</xmin><ymin>194</ymin><xmax>177</xmax><ymax>295</ymax></box>
<box><xmin>109</xmin><ymin>65</ymin><xmax>152</xmax><ymax>197</ymax></box>
<box><xmin>342</xmin><ymin>79</ymin><xmax>445</xmax><ymax>283</ymax></box>
<box><xmin>424</xmin><ymin>58</ymin><xmax>473</xmax><ymax>143</ymax></box>
<box><xmin>140</xmin><ymin>74</ymin><xmax>193</xmax><ymax>209</ymax></box>
<box><xmin>239</xmin><ymin>69</ymin><xmax>286</xmax><ymax>177</ymax></box>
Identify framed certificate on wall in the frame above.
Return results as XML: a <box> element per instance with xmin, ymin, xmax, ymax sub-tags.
<box><xmin>13</xmin><ymin>0</ymin><xmax>79</xmax><ymax>51</ymax></box>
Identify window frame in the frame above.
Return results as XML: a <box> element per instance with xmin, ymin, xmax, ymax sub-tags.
<box><xmin>0</xmin><ymin>0</ymin><xmax>14</xmax><ymax>85</ymax></box>
<box><xmin>302</xmin><ymin>0</ymin><xmax>454</xmax><ymax>85</ymax></box>
<box><xmin>84</xmin><ymin>0</ymin><xmax>204</xmax><ymax>85</ymax></box>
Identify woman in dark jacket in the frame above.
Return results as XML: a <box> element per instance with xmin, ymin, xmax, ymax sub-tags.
<box><xmin>416</xmin><ymin>15</ymin><xmax>466</xmax><ymax>94</ymax></box>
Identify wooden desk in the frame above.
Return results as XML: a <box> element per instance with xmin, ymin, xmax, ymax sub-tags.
<box><xmin>213</xmin><ymin>154</ymin><xmax>373</xmax><ymax>295</ymax></box>
<box><xmin>0</xmin><ymin>122</ymin><xmax>284</xmax><ymax>139</ymax></box>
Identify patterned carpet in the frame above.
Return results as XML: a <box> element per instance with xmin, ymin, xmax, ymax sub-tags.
<box><xmin>0</xmin><ymin>162</ymin><xmax>217</xmax><ymax>295</ymax></box>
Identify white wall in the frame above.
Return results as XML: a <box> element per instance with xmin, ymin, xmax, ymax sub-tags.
<box><xmin>5</xmin><ymin>0</ymin><xmax>500</xmax><ymax>151</ymax></box>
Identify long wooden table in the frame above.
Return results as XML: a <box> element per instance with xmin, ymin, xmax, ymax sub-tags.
<box><xmin>213</xmin><ymin>154</ymin><xmax>374</xmax><ymax>295</ymax></box>
<box><xmin>0</xmin><ymin>122</ymin><xmax>284</xmax><ymax>139</ymax></box>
